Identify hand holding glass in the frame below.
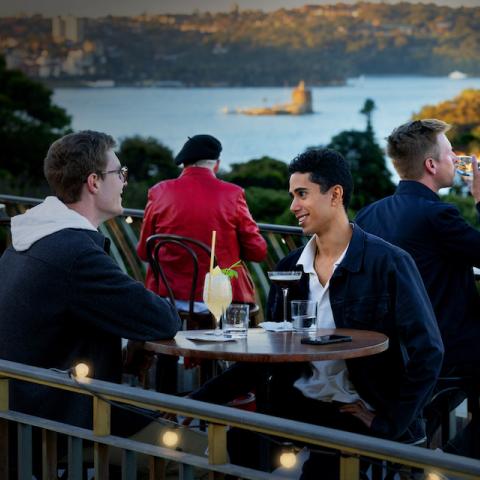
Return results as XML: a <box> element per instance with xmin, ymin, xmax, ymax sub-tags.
<box><xmin>267</xmin><ymin>271</ymin><xmax>302</xmax><ymax>322</ymax></box>
<box><xmin>203</xmin><ymin>272</ymin><xmax>232</xmax><ymax>335</ymax></box>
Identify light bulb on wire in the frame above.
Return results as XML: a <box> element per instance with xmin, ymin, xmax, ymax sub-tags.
<box><xmin>73</xmin><ymin>362</ymin><xmax>89</xmax><ymax>379</ymax></box>
<box><xmin>162</xmin><ymin>428</ymin><xmax>180</xmax><ymax>448</ymax></box>
<box><xmin>426</xmin><ymin>473</ymin><xmax>446</xmax><ymax>480</ymax></box>
<box><xmin>279</xmin><ymin>443</ymin><xmax>297</xmax><ymax>469</ymax></box>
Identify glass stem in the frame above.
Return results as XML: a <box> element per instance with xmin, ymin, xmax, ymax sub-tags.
<box><xmin>282</xmin><ymin>287</ymin><xmax>289</xmax><ymax>322</ymax></box>
<box><xmin>214</xmin><ymin>315</ymin><xmax>222</xmax><ymax>335</ymax></box>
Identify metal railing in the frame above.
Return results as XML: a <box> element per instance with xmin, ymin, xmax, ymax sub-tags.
<box><xmin>2</xmin><ymin>194</ymin><xmax>480</xmax><ymax>479</ymax></box>
<box><xmin>1</xmin><ymin>358</ymin><xmax>480</xmax><ymax>480</ymax></box>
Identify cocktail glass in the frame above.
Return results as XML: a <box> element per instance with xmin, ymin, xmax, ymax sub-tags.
<box><xmin>267</xmin><ymin>271</ymin><xmax>303</xmax><ymax>323</ymax></box>
<box><xmin>203</xmin><ymin>272</ymin><xmax>233</xmax><ymax>335</ymax></box>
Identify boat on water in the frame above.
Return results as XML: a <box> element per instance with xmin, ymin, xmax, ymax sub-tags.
<box><xmin>223</xmin><ymin>81</ymin><xmax>313</xmax><ymax>116</ymax></box>
<box><xmin>448</xmin><ymin>71</ymin><xmax>467</xmax><ymax>80</ymax></box>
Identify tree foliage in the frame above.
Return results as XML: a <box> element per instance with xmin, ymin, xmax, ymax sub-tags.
<box><xmin>441</xmin><ymin>192</ymin><xmax>479</xmax><ymax>228</ymax></box>
<box><xmin>0</xmin><ymin>56</ymin><xmax>71</xmax><ymax>188</ymax></box>
<box><xmin>244</xmin><ymin>187</ymin><xmax>292</xmax><ymax>225</ymax></box>
<box><xmin>117</xmin><ymin>136</ymin><xmax>179</xmax><ymax>208</ymax></box>
<box><xmin>413</xmin><ymin>89</ymin><xmax>480</xmax><ymax>153</ymax></box>
<box><xmin>221</xmin><ymin>157</ymin><xmax>289</xmax><ymax>190</ymax></box>
<box><xmin>326</xmin><ymin>100</ymin><xmax>395</xmax><ymax>211</ymax></box>
<box><xmin>118</xmin><ymin>136</ymin><xmax>178</xmax><ymax>182</ymax></box>
<box><xmin>220</xmin><ymin>156</ymin><xmax>291</xmax><ymax>224</ymax></box>
<box><xmin>327</xmin><ymin>129</ymin><xmax>394</xmax><ymax>211</ymax></box>
<box><xmin>6</xmin><ymin>3</ymin><xmax>480</xmax><ymax>86</ymax></box>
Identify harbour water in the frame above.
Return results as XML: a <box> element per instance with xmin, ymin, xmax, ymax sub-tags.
<box><xmin>53</xmin><ymin>75</ymin><xmax>480</xmax><ymax>172</ymax></box>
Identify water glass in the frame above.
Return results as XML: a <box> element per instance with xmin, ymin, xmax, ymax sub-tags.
<box><xmin>291</xmin><ymin>300</ymin><xmax>317</xmax><ymax>332</ymax></box>
<box><xmin>224</xmin><ymin>304</ymin><xmax>250</xmax><ymax>338</ymax></box>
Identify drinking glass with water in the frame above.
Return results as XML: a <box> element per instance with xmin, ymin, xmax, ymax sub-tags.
<box><xmin>224</xmin><ymin>303</ymin><xmax>249</xmax><ymax>338</ymax></box>
<box><xmin>291</xmin><ymin>300</ymin><xmax>317</xmax><ymax>332</ymax></box>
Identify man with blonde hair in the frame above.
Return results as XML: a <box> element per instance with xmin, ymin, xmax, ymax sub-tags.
<box><xmin>356</xmin><ymin>119</ymin><xmax>480</xmax><ymax>457</ymax></box>
<box><xmin>356</xmin><ymin>118</ymin><xmax>480</xmax><ymax>375</ymax></box>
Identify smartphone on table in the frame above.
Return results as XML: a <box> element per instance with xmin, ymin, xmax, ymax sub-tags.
<box><xmin>300</xmin><ymin>334</ymin><xmax>352</xmax><ymax>345</ymax></box>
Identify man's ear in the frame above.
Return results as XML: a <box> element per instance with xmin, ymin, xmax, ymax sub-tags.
<box><xmin>424</xmin><ymin>157</ymin><xmax>436</xmax><ymax>175</ymax></box>
<box><xmin>85</xmin><ymin>172</ymin><xmax>100</xmax><ymax>194</ymax></box>
<box><xmin>331</xmin><ymin>185</ymin><xmax>344</xmax><ymax>207</ymax></box>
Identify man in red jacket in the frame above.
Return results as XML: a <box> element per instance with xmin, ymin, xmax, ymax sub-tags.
<box><xmin>137</xmin><ymin>135</ymin><xmax>267</xmax><ymax>391</ymax></box>
<box><xmin>137</xmin><ymin>134</ymin><xmax>267</xmax><ymax>309</ymax></box>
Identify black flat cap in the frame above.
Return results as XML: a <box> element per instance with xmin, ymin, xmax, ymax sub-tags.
<box><xmin>174</xmin><ymin>134</ymin><xmax>222</xmax><ymax>166</ymax></box>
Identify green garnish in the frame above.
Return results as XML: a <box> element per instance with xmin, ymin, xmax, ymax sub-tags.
<box><xmin>221</xmin><ymin>260</ymin><xmax>242</xmax><ymax>279</ymax></box>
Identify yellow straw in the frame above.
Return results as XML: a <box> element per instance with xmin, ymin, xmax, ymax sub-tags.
<box><xmin>209</xmin><ymin>230</ymin><xmax>216</xmax><ymax>274</ymax></box>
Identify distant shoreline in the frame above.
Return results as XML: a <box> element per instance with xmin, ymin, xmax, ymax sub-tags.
<box><xmin>44</xmin><ymin>74</ymin><xmax>480</xmax><ymax>90</ymax></box>
<box><xmin>43</xmin><ymin>79</ymin><xmax>348</xmax><ymax>89</ymax></box>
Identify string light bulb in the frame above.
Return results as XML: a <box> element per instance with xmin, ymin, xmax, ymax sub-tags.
<box><xmin>73</xmin><ymin>362</ymin><xmax>90</xmax><ymax>379</ymax></box>
<box><xmin>162</xmin><ymin>428</ymin><xmax>180</xmax><ymax>448</ymax></box>
<box><xmin>426</xmin><ymin>473</ymin><xmax>445</xmax><ymax>480</ymax></box>
<box><xmin>279</xmin><ymin>443</ymin><xmax>297</xmax><ymax>469</ymax></box>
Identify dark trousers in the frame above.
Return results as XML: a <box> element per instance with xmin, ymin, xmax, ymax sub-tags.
<box><xmin>228</xmin><ymin>384</ymin><xmax>373</xmax><ymax>480</ymax></box>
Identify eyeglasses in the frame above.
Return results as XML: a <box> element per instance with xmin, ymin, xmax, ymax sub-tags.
<box><xmin>100</xmin><ymin>166</ymin><xmax>128</xmax><ymax>182</ymax></box>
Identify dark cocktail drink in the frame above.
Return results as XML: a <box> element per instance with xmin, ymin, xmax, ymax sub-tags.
<box><xmin>268</xmin><ymin>271</ymin><xmax>303</xmax><ymax>322</ymax></box>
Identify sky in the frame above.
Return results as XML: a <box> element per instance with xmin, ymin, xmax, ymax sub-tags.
<box><xmin>1</xmin><ymin>0</ymin><xmax>480</xmax><ymax>17</ymax></box>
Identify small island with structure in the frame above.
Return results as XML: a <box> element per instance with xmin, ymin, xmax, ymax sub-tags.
<box><xmin>223</xmin><ymin>81</ymin><xmax>313</xmax><ymax>116</ymax></box>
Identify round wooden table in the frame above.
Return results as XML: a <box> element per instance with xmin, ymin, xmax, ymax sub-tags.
<box><xmin>145</xmin><ymin>328</ymin><xmax>388</xmax><ymax>363</ymax></box>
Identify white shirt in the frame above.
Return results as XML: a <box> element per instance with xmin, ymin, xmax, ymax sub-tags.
<box><xmin>293</xmin><ymin>234</ymin><xmax>369</xmax><ymax>406</ymax></box>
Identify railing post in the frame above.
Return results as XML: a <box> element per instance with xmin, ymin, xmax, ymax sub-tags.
<box><xmin>94</xmin><ymin>443</ymin><xmax>109</xmax><ymax>480</ymax></box>
<box><xmin>179</xmin><ymin>463</ymin><xmax>194</xmax><ymax>480</ymax></box>
<box><xmin>208</xmin><ymin>423</ymin><xmax>227</xmax><ymax>465</ymax></box>
<box><xmin>93</xmin><ymin>396</ymin><xmax>111</xmax><ymax>436</ymax></box>
<box><xmin>149</xmin><ymin>456</ymin><xmax>166</xmax><ymax>480</ymax></box>
<box><xmin>68</xmin><ymin>436</ymin><xmax>83</xmax><ymax>480</ymax></box>
<box><xmin>93</xmin><ymin>397</ymin><xmax>111</xmax><ymax>479</ymax></box>
<box><xmin>122</xmin><ymin>449</ymin><xmax>137</xmax><ymax>480</ymax></box>
<box><xmin>0</xmin><ymin>377</ymin><xmax>9</xmax><ymax>474</ymax></box>
<box><xmin>0</xmin><ymin>418</ymin><xmax>8</xmax><ymax>479</ymax></box>
<box><xmin>340</xmin><ymin>453</ymin><xmax>360</xmax><ymax>480</ymax></box>
<box><xmin>18</xmin><ymin>423</ymin><xmax>33</xmax><ymax>480</ymax></box>
<box><xmin>42</xmin><ymin>429</ymin><xmax>57</xmax><ymax>480</ymax></box>
<box><xmin>0</xmin><ymin>377</ymin><xmax>9</xmax><ymax>411</ymax></box>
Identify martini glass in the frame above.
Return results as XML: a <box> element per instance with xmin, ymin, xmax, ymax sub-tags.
<box><xmin>203</xmin><ymin>272</ymin><xmax>233</xmax><ymax>335</ymax></box>
<box><xmin>267</xmin><ymin>271</ymin><xmax>303</xmax><ymax>323</ymax></box>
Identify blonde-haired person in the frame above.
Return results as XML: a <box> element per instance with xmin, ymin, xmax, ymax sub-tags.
<box><xmin>356</xmin><ymin>119</ymin><xmax>480</xmax><ymax>457</ymax></box>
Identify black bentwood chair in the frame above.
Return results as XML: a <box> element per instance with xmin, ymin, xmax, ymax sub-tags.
<box><xmin>145</xmin><ymin>234</ymin><xmax>217</xmax><ymax>393</ymax></box>
<box><xmin>146</xmin><ymin>233</ymin><xmax>217</xmax><ymax>331</ymax></box>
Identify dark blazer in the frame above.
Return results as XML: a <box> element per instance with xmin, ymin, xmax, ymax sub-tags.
<box><xmin>356</xmin><ymin>180</ymin><xmax>480</xmax><ymax>369</ymax></box>
<box><xmin>0</xmin><ymin>229</ymin><xmax>181</xmax><ymax>436</ymax></box>
<box><xmin>193</xmin><ymin>225</ymin><xmax>443</xmax><ymax>442</ymax></box>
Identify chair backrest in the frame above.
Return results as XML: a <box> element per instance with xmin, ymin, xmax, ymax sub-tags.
<box><xmin>145</xmin><ymin>234</ymin><xmax>217</xmax><ymax>328</ymax></box>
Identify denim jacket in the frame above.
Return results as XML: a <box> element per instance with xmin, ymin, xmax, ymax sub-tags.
<box><xmin>266</xmin><ymin>224</ymin><xmax>444</xmax><ymax>441</ymax></box>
